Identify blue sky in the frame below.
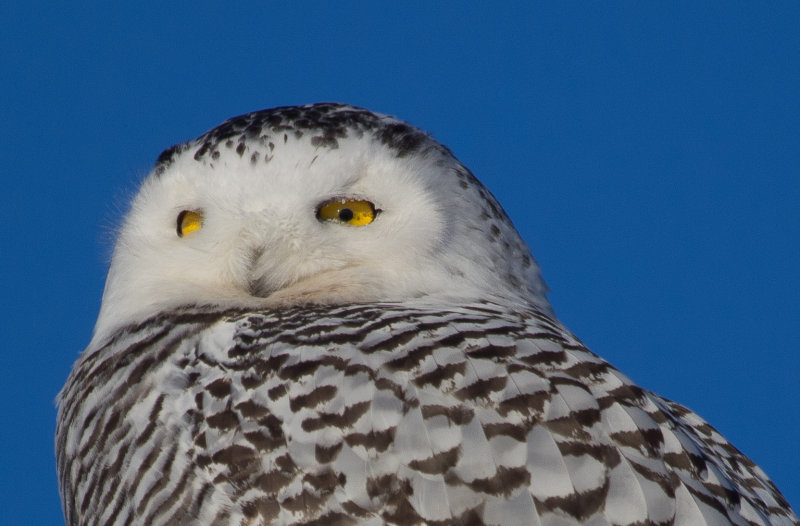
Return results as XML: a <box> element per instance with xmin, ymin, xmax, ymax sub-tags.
<box><xmin>2</xmin><ymin>3</ymin><xmax>798</xmax><ymax>522</ymax></box>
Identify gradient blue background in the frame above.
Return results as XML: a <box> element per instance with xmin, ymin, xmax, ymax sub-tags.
<box><xmin>2</xmin><ymin>3</ymin><xmax>798</xmax><ymax>523</ymax></box>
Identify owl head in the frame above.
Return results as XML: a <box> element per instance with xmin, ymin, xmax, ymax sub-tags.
<box><xmin>94</xmin><ymin>103</ymin><xmax>549</xmax><ymax>344</ymax></box>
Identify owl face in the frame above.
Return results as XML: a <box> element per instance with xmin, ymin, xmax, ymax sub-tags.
<box><xmin>93</xmin><ymin>104</ymin><xmax>548</xmax><ymax>343</ymax></box>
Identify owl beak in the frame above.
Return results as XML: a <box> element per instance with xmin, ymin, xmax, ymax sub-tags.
<box><xmin>247</xmin><ymin>278</ymin><xmax>274</xmax><ymax>298</ymax></box>
<box><xmin>244</xmin><ymin>245</ymin><xmax>275</xmax><ymax>298</ymax></box>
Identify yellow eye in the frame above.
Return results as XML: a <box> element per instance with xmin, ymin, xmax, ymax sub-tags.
<box><xmin>316</xmin><ymin>199</ymin><xmax>378</xmax><ymax>226</ymax></box>
<box><xmin>177</xmin><ymin>210</ymin><xmax>203</xmax><ymax>237</ymax></box>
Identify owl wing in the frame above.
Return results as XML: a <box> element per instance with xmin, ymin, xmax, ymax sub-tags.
<box><xmin>57</xmin><ymin>303</ymin><xmax>798</xmax><ymax>525</ymax></box>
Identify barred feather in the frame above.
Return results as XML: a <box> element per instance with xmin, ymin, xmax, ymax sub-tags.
<box><xmin>57</xmin><ymin>302</ymin><xmax>798</xmax><ymax>525</ymax></box>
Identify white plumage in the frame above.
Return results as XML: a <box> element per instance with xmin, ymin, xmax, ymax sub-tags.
<box><xmin>57</xmin><ymin>103</ymin><xmax>798</xmax><ymax>525</ymax></box>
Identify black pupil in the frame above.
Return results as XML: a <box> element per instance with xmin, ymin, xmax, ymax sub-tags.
<box><xmin>338</xmin><ymin>208</ymin><xmax>354</xmax><ymax>222</ymax></box>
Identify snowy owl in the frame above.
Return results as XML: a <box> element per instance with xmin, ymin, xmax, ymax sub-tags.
<box><xmin>57</xmin><ymin>103</ymin><xmax>798</xmax><ymax>526</ymax></box>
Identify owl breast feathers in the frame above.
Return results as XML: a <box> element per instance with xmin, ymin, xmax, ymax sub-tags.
<box><xmin>56</xmin><ymin>104</ymin><xmax>798</xmax><ymax>525</ymax></box>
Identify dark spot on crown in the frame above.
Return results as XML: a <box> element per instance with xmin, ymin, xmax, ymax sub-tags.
<box><xmin>244</xmin><ymin>123</ymin><xmax>262</xmax><ymax>139</ymax></box>
<box><xmin>193</xmin><ymin>142</ymin><xmax>211</xmax><ymax>161</ymax></box>
<box><xmin>311</xmin><ymin>134</ymin><xmax>339</xmax><ymax>149</ymax></box>
<box><xmin>376</xmin><ymin>122</ymin><xmax>426</xmax><ymax>157</ymax></box>
<box><xmin>154</xmin><ymin>143</ymin><xmax>188</xmax><ymax>175</ymax></box>
<box><xmin>156</xmin><ymin>144</ymin><xmax>181</xmax><ymax>166</ymax></box>
<box><xmin>157</xmin><ymin>103</ymin><xmax>438</xmax><ymax>171</ymax></box>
